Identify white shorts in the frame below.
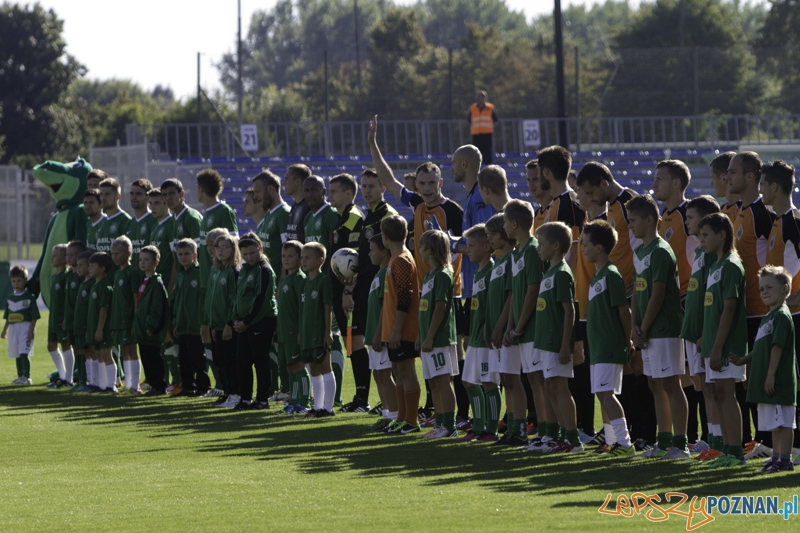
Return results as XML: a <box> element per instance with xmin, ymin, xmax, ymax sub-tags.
<box><xmin>368</xmin><ymin>346</ymin><xmax>391</xmax><ymax>371</ymax></box>
<box><xmin>757</xmin><ymin>403</ymin><xmax>797</xmax><ymax>432</ymax></box>
<box><xmin>489</xmin><ymin>344</ymin><xmax>521</xmax><ymax>375</ymax></box>
<box><xmin>704</xmin><ymin>358</ymin><xmax>746</xmax><ymax>383</ymax></box>
<box><xmin>6</xmin><ymin>322</ymin><xmax>34</xmax><ymax>359</ymax></box>
<box><xmin>478</xmin><ymin>347</ymin><xmax>499</xmax><ymax>385</ymax></box>
<box><xmin>519</xmin><ymin>341</ymin><xmax>542</xmax><ymax>374</ymax></box>
<box><xmin>590</xmin><ymin>363</ymin><xmax>623</xmax><ymax>394</ymax></box>
<box><xmin>539</xmin><ymin>349</ymin><xmax>573</xmax><ymax>379</ymax></box>
<box><xmin>164</xmin><ymin>343</ymin><xmax>179</xmax><ymax>357</ymax></box>
<box><xmin>421</xmin><ymin>345</ymin><xmax>458</xmax><ymax>380</ymax></box>
<box><xmin>685</xmin><ymin>341</ymin><xmax>704</xmax><ymax>377</ymax></box>
<box><xmin>641</xmin><ymin>338</ymin><xmax>685</xmax><ymax>378</ymax></box>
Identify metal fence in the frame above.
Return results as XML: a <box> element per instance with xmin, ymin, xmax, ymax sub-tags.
<box><xmin>0</xmin><ymin>165</ymin><xmax>59</xmax><ymax>261</ymax></box>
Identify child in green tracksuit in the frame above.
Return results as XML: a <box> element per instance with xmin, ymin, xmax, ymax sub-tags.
<box><xmin>47</xmin><ymin>244</ymin><xmax>72</xmax><ymax>387</ymax></box>
<box><xmin>111</xmin><ymin>236</ymin><xmax>144</xmax><ymax>394</ymax></box>
<box><xmin>72</xmin><ymin>251</ymin><xmax>95</xmax><ymax>391</ymax></box>
<box><xmin>134</xmin><ymin>246</ymin><xmax>169</xmax><ymax>396</ymax></box>
<box><xmin>86</xmin><ymin>252</ymin><xmax>115</xmax><ymax>393</ymax></box>
<box><xmin>276</xmin><ymin>241</ymin><xmax>309</xmax><ymax>414</ymax></box>
<box><xmin>64</xmin><ymin>241</ymin><xmax>87</xmax><ymax>389</ymax></box>
<box><xmin>172</xmin><ymin>238</ymin><xmax>209</xmax><ymax>396</ymax></box>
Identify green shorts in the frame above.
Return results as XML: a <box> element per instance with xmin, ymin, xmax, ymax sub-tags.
<box><xmin>47</xmin><ymin>329</ymin><xmax>58</xmax><ymax>343</ymax></box>
<box><xmin>278</xmin><ymin>342</ymin><xmax>301</xmax><ymax>365</ymax></box>
<box><xmin>113</xmin><ymin>329</ymin><xmax>135</xmax><ymax>346</ymax></box>
<box><xmin>301</xmin><ymin>348</ymin><xmax>328</xmax><ymax>364</ymax></box>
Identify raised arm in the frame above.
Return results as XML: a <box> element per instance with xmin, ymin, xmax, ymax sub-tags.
<box><xmin>368</xmin><ymin>115</ymin><xmax>404</xmax><ymax>200</ymax></box>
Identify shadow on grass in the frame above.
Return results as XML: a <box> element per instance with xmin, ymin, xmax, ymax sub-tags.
<box><xmin>1</xmin><ymin>385</ymin><xmax>796</xmax><ymax>500</ymax></box>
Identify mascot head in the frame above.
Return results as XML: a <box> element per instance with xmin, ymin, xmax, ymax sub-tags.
<box><xmin>33</xmin><ymin>156</ymin><xmax>92</xmax><ymax>209</ymax></box>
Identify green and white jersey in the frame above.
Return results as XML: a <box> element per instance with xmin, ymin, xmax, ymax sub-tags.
<box><xmin>277</xmin><ymin>269</ymin><xmax>306</xmax><ymax>346</ymax></box>
<box><xmin>150</xmin><ymin>216</ymin><xmax>175</xmax><ymax>287</ymax></box>
<box><xmin>256</xmin><ymin>202</ymin><xmax>290</xmax><ymax>270</ymax></box>
<box><xmin>127</xmin><ymin>211</ymin><xmax>158</xmax><ymax>272</ymax></box>
<box><xmin>700</xmin><ymin>252</ymin><xmax>747</xmax><ymax>360</ymax></box>
<box><xmin>298</xmin><ymin>273</ymin><xmax>333</xmax><ymax>350</ymax></box>
<box><xmin>199</xmin><ymin>202</ymin><xmax>238</xmax><ymax>290</ymax></box>
<box><xmin>533</xmin><ymin>260</ymin><xmax>575</xmax><ymax>353</ymax></box>
<box><xmin>468</xmin><ymin>260</ymin><xmax>493</xmax><ymax>349</ymax></box>
<box><xmin>4</xmin><ymin>290</ymin><xmax>40</xmax><ymax>324</ymax></box>
<box><xmin>173</xmin><ymin>204</ymin><xmax>203</xmax><ymax>248</ymax></box>
<box><xmin>86</xmin><ymin>214</ymin><xmax>107</xmax><ymax>251</ymax></box>
<box><xmin>86</xmin><ymin>275</ymin><xmax>113</xmax><ymax>347</ymax></box>
<box><xmin>485</xmin><ymin>253</ymin><xmax>512</xmax><ymax>343</ymax></box>
<box><xmin>587</xmin><ymin>262</ymin><xmax>630</xmax><ymax>364</ymax></box>
<box><xmin>364</xmin><ymin>268</ymin><xmax>387</xmax><ymax>344</ymax></box>
<box><xmin>303</xmin><ymin>204</ymin><xmax>339</xmax><ymax>273</ymax></box>
<box><xmin>110</xmin><ymin>266</ymin><xmax>143</xmax><ymax>331</ymax></box>
<box><xmin>95</xmin><ymin>210</ymin><xmax>132</xmax><ymax>253</ymax></box>
<box><xmin>48</xmin><ymin>269</ymin><xmax>69</xmax><ymax>331</ymax></box>
<box><xmin>63</xmin><ymin>270</ymin><xmax>82</xmax><ymax>333</ymax></box>
<box><xmin>419</xmin><ymin>267</ymin><xmax>457</xmax><ymax>348</ymax></box>
<box><xmin>510</xmin><ymin>237</ymin><xmax>546</xmax><ymax>344</ymax></box>
<box><xmin>680</xmin><ymin>246</ymin><xmax>715</xmax><ymax>342</ymax></box>
<box><xmin>204</xmin><ymin>266</ymin><xmax>238</xmax><ymax>330</ymax></box>
<box><xmin>748</xmin><ymin>304</ymin><xmax>797</xmax><ymax>406</ymax></box>
<box><xmin>72</xmin><ymin>278</ymin><xmax>94</xmax><ymax>342</ymax></box>
<box><xmin>172</xmin><ymin>266</ymin><xmax>201</xmax><ymax>336</ymax></box>
<box><xmin>633</xmin><ymin>236</ymin><xmax>683</xmax><ymax>339</ymax></box>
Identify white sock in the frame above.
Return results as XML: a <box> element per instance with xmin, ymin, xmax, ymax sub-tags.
<box><xmin>386</xmin><ymin>410</ymin><xmax>398</xmax><ymax>420</ymax></box>
<box><xmin>322</xmin><ymin>372</ymin><xmax>335</xmax><ymax>412</ymax></box>
<box><xmin>97</xmin><ymin>361</ymin><xmax>107</xmax><ymax>389</ymax></box>
<box><xmin>49</xmin><ymin>350</ymin><xmax>66</xmax><ymax>380</ymax></box>
<box><xmin>311</xmin><ymin>375</ymin><xmax>324</xmax><ymax>410</ymax></box>
<box><xmin>610</xmin><ymin>417</ymin><xmax>631</xmax><ymax>448</ymax></box>
<box><xmin>382</xmin><ymin>409</ymin><xmax>390</xmax><ymax>418</ymax></box>
<box><xmin>62</xmin><ymin>349</ymin><xmax>74</xmax><ymax>382</ymax></box>
<box><xmin>86</xmin><ymin>359</ymin><xmax>93</xmax><ymax>385</ymax></box>
<box><xmin>123</xmin><ymin>360</ymin><xmax>131</xmax><ymax>388</ymax></box>
<box><xmin>603</xmin><ymin>423</ymin><xmax>617</xmax><ymax>444</ymax></box>
<box><xmin>129</xmin><ymin>359</ymin><xmax>141</xmax><ymax>390</ymax></box>
<box><xmin>106</xmin><ymin>363</ymin><xmax>117</xmax><ymax>390</ymax></box>
<box><xmin>707</xmin><ymin>423</ymin><xmax>714</xmax><ymax>438</ymax></box>
<box><xmin>711</xmin><ymin>423</ymin><xmax>722</xmax><ymax>436</ymax></box>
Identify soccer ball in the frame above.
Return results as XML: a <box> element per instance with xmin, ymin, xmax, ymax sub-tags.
<box><xmin>331</xmin><ymin>248</ymin><xmax>359</xmax><ymax>279</ymax></box>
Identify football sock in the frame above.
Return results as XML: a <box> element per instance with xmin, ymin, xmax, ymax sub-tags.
<box><xmin>97</xmin><ymin>361</ymin><xmax>107</xmax><ymax>390</ymax></box>
<box><xmin>672</xmin><ymin>434</ymin><xmax>688</xmax><ymax>450</ymax></box>
<box><xmin>712</xmin><ymin>435</ymin><xmax>724</xmax><ymax>451</ymax></box>
<box><xmin>558</xmin><ymin>425</ymin><xmax>565</xmax><ymax>440</ymax></box>
<box><xmin>288</xmin><ymin>373</ymin><xmax>298</xmax><ymax>404</ymax></box>
<box><xmin>657</xmin><ymin>431</ymin><xmax>673</xmax><ymax>451</ymax></box>
<box><xmin>467</xmin><ymin>385</ymin><xmax>486</xmax><ymax>433</ymax></box>
<box><xmin>485</xmin><ymin>388</ymin><xmax>501</xmax><ymax>435</ymax></box>
<box><xmin>722</xmin><ymin>444</ymin><xmax>730</xmax><ymax>455</ymax></box>
<box><xmin>86</xmin><ymin>360</ymin><xmax>94</xmax><ymax>386</ymax></box>
<box><xmin>566</xmin><ymin>429</ymin><xmax>581</xmax><ymax>446</ymax></box>
<box><xmin>546</xmin><ymin>422</ymin><xmax>560</xmax><ymax>439</ymax></box>
<box><xmin>424</xmin><ymin>380</ymin><xmax>434</xmax><ymax>410</ymax></box>
<box><xmin>729</xmin><ymin>445</ymin><xmax>744</xmax><ymax>460</ymax></box>
<box><xmin>112</xmin><ymin>348</ymin><xmax>124</xmax><ymax>380</ymax></box>
<box><xmin>62</xmin><ymin>348</ymin><xmax>74</xmax><ymax>382</ymax></box>
<box><xmin>610</xmin><ymin>417</ymin><xmax>631</xmax><ymax>448</ymax></box>
<box><xmin>351</xmin><ymin>348</ymin><xmax>370</xmax><ymax>402</ymax></box>
<box><xmin>105</xmin><ymin>363</ymin><xmax>117</xmax><ymax>390</ymax></box>
<box><xmin>311</xmin><ymin>375</ymin><xmax>324</xmax><ymax>410</ymax></box>
<box><xmin>395</xmin><ymin>385</ymin><xmax>406</xmax><ymax>423</ymax></box>
<box><xmin>167</xmin><ymin>355</ymin><xmax>181</xmax><ymax>385</ymax></box>
<box><xmin>331</xmin><ymin>360</ymin><xmax>343</xmax><ymax>406</ymax></box>
<box><xmin>298</xmin><ymin>369</ymin><xmax>311</xmax><ymax>407</ymax></box>
<box><xmin>442</xmin><ymin>411</ymin><xmax>456</xmax><ymax>432</ymax></box>
<box><xmin>604</xmin><ymin>423</ymin><xmax>617</xmax><ymax>444</ymax></box>
<box><xmin>453</xmin><ymin>359</ymin><xmax>469</xmax><ymax>419</ymax></box>
<box><xmin>404</xmin><ymin>388</ymin><xmax>420</xmax><ymax>425</ymax></box>
<box><xmin>21</xmin><ymin>355</ymin><xmax>30</xmax><ymax>378</ymax></box>
<box><xmin>207</xmin><ymin>359</ymin><xmax>221</xmax><ymax>389</ymax></box>
<box><xmin>711</xmin><ymin>423</ymin><xmax>722</xmax><ymax>437</ymax></box>
<box><xmin>269</xmin><ymin>348</ymin><xmax>280</xmax><ymax>393</ymax></box>
<box><xmin>386</xmin><ymin>410</ymin><xmax>398</xmax><ymax>420</ymax></box>
<box><xmin>513</xmin><ymin>419</ymin><xmax>527</xmax><ymax>439</ymax></box>
<box><xmin>129</xmin><ymin>359</ymin><xmax>141</xmax><ymax>390</ymax></box>
<box><xmin>279</xmin><ymin>359</ymin><xmax>290</xmax><ymax>394</ymax></box>
<box><xmin>15</xmin><ymin>358</ymin><xmax>23</xmax><ymax>377</ymax></box>
<box><xmin>707</xmin><ymin>423</ymin><xmax>714</xmax><ymax>438</ymax></box>
<box><xmin>536</xmin><ymin>421</ymin><xmax>547</xmax><ymax>439</ymax></box>
<box><xmin>49</xmin><ymin>350</ymin><xmax>66</xmax><ymax>381</ymax></box>
<box><xmin>435</xmin><ymin>412</ymin><xmax>443</xmax><ymax>428</ymax></box>
<box><xmin>77</xmin><ymin>355</ymin><xmax>87</xmax><ymax>384</ymax></box>
<box><xmin>322</xmin><ymin>372</ymin><xmax>335</xmax><ymax>411</ymax></box>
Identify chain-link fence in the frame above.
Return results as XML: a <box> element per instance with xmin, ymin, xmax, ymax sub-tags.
<box><xmin>0</xmin><ymin>165</ymin><xmax>58</xmax><ymax>262</ymax></box>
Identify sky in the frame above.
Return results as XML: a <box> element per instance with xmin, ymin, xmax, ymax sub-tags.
<box><xmin>34</xmin><ymin>0</ymin><xmax>651</xmax><ymax>99</ymax></box>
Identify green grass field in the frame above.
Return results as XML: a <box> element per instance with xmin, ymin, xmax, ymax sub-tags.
<box><xmin>0</xmin><ymin>311</ymin><xmax>797</xmax><ymax>531</ymax></box>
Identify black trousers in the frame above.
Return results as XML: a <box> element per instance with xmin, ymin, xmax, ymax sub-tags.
<box><xmin>237</xmin><ymin>317</ymin><xmax>277</xmax><ymax>402</ymax></box>
<box><xmin>472</xmin><ymin>134</ymin><xmax>493</xmax><ymax>164</ymax></box>
<box><xmin>569</xmin><ymin>359</ymin><xmax>596</xmax><ymax>435</ymax></box>
<box><xmin>620</xmin><ymin>373</ymin><xmax>657</xmax><ymax>443</ymax></box>
<box><xmin>178</xmin><ymin>333</ymin><xmax>210</xmax><ymax>394</ymax></box>
<box><xmin>212</xmin><ymin>330</ymin><xmax>238</xmax><ymax>396</ymax></box>
<box><xmin>139</xmin><ymin>343</ymin><xmax>166</xmax><ymax>393</ymax></box>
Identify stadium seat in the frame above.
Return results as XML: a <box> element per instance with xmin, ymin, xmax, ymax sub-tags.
<box><xmin>179</xmin><ymin>157</ymin><xmax>205</xmax><ymax>165</ymax></box>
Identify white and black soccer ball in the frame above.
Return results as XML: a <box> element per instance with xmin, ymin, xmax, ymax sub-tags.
<box><xmin>331</xmin><ymin>247</ymin><xmax>359</xmax><ymax>279</ymax></box>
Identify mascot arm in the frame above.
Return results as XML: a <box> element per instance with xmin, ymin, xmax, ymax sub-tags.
<box><xmin>28</xmin><ymin>214</ymin><xmax>58</xmax><ymax>299</ymax></box>
<box><xmin>68</xmin><ymin>205</ymin><xmax>88</xmax><ymax>243</ymax></box>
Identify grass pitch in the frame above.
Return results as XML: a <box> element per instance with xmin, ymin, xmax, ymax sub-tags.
<box><xmin>0</xmin><ymin>311</ymin><xmax>797</xmax><ymax>532</ymax></box>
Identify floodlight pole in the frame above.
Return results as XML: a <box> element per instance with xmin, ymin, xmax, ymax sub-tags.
<box><xmin>554</xmin><ymin>0</ymin><xmax>569</xmax><ymax>148</ymax></box>
<box><xmin>237</xmin><ymin>0</ymin><xmax>243</xmax><ymax>128</ymax></box>
<box><xmin>197</xmin><ymin>52</ymin><xmax>201</xmax><ymax>124</ymax></box>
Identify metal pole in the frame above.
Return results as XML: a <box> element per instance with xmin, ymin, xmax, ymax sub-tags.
<box><xmin>554</xmin><ymin>0</ymin><xmax>569</xmax><ymax>148</ymax></box>
<box><xmin>448</xmin><ymin>48</ymin><xmax>453</xmax><ymax>121</ymax></box>
<box><xmin>325</xmin><ymin>50</ymin><xmax>330</xmax><ymax>155</ymax></box>
<box><xmin>197</xmin><ymin>52</ymin><xmax>201</xmax><ymax>123</ymax></box>
<box><xmin>354</xmin><ymin>0</ymin><xmax>362</xmax><ymax>92</ymax></box>
<box><xmin>575</xmin><ymin>46</ymin><xmax>581</xmax><ymax>151</ymax></box>
<box><xmin>237</xmin><ymin>0</ymin><xmax>243</xmax><ymax>128</ymax></box>
<box><xmin>679</xmin><ymin>0</ymin><xmax>686</xmax><ymax>48</ymax></box>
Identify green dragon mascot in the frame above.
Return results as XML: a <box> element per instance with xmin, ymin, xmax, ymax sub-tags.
<box><xmin>29</xmin><ymin>157</ymin><xmax>91</xmax><ymax>307</ymax></box>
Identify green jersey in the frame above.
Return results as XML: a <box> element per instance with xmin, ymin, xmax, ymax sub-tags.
<box><xmin>173</xmin><ymin>205</ymin><xmax>203</xmax><ymax>248</ymax></box>
<box><xmin>4</xmin><ymin>290</ymin><xmax>40</xmax><ymax>324</ymax></box>
<box><xmin>748</xmin><ymin>304</ymin><xmax>797</xmax><ymax>406</ymax></box>
<box><xmin>257</xmin><ymin>202</ymin><xmax>290</xmax><ymax>270</ymax></box>
<box><xmin>303</xmin><ymin>204</ymin><xmax>339</xmax><ymax>273</ymax></box>
<box><xmin>485</xmin><ymin>253</ymin><xmax>512</xmax><ymax>345</ymax></box>
<box><xmin>277</xmin><ymin>269</ymin><xmax>306</xmax><ymax>346</ymax></box>
<box><xmin>86</xmin><ymin>215</ymin><xmax>106</xmax><ymax>251</ymax></box>
<box><xmin>419</xmin><ymin>268</ymin><xmax>457</xmax><ymax>348</ymax></box>
<box><xmin>700</xmin><ymin>253</ymin><xmax>747</xmax><ymax>360</ymax></box>
<box><xmin>150</xmin><ymin>216</ymin><xmax>175</xmax><ymax>287</ymax></box>
<box><xmin>172</xmin><ymin>265</ymin><xmax>202</xmax><ymax>336</ymax></box>
<box><xmin>95</xmin><ymin>210</ymin><xmax>132</xmax><ymax>253</ymax></box>
<box><xmin>128</xmin><ymin>212</ymin><xmax>158</xmax><ymax>271</ymax></box>
<box><xmin>633</xmin><ymin>236</ymin><xmax>683</xmax><ymax>339</ymax></box>
<box><xmin>534</xmin><ymin>260</ymin><xmax>575</xmax><ymax>353</ymax></box>
<box><xmin>86</xmin><ymin>275</ymin><xmax>113</xmax><ymax>348</ymax></box>
<box><xmin>72</xmin><ymin>278</ymin><xmax>94</xmax><ymax>345</ymax></box>
<box><xmin>587</xmin><ymin>262</ymin><xmax>630</xmax><ymax>364</ymax></box>
<box><xmin>133</xmin><ymin>274</ymin><xmax>169</xmax><ymax>346</ymax></box>
<box><xmin>364</xmin><ymin>268</ymin><xmax>387</xmax><ymax>344</ymax></box>
<box><xmin>680</xmin><ymin>246</ymin><xmax>715</xmax><ymax>342</ymax></box>
<box><xmin>110</xmin><ymin>266</ymin><xmax>143</xmax><ymax>331</ymax></box>
<box><xmin>510</xmin><ymin>237</ymin><xmax>546</xmax><ymax>344</ymax></box>
<box><xmin>299</xmin><ymin>273</ymin><xmax>332</xmax><ymax>350</ymax></box>
<box><xmin>48</xmin><ymin>269</ymin><xmax>69</xmax><ymax>331</ymax></box>
<box><xmin>200</xmin><ymin>202</ymin><xmax>238</xmax><ymax>290</ymax></box>
<box><xmin>204</xmin><ymin>266</ymin><xmax>238</xmax><ymax>330</ymax></box>
<box><xmin>63</xmin><ymin>270</ymin><xmax>82</xmax><ymax>333</ymax></box>
<box><xmin>233</xmin><ymin>259</ymin><xmax>277</xmax><ymax>325</ymax></box>
<box><xmin>468</xmin><ymin>261</ymin><xmax>493</xmax><ymax>349</ymax></box>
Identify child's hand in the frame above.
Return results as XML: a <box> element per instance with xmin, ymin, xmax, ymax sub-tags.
<box><xmin>165</xmin><ymin>330</ymin><xmax>173</xmax><ymax>343</ymax></box>
<box><xmin>233</xmin><ymin>320</ymin><xmax>247</xmax><ymax>333</ymax></box>
<box><xmin>764</xmin><ymin>375</ymin><xmax>775</xmax><ymax>396</ymax></box>
<box><xmin>502</xmin><ymin>330</ymin><xmax>516</xmax><ymax>347</ymax></box>
<box><xmin>491</xmin><ymin>326</ymin><xmax>504</xmax><ymax>349</ymax></box>
<box><xmin>421</xmin><ymin>338</ymin><xmax>433</xmax><ymax>353</ymax></box>
<box><xmin>1</xmin><ymin>331</ymin><xmax>7</xmax><ymax>340</ymax></box>
<box><xmin>200</xmin><ymin>325</ymin><xmax>211</xmax><ymax>344</ymax></box>
<box><xmin>728</xmin><ymin>353</ymin><xmax>743</xmax><ymax>366</ymax></box>
<box><xmin>371</xmin><ymin>335</ymin><xmax>382</xmax><ymax>353</ymax></box>
<box><xmin>222</xmin><ymin>324</ymin><xmax>233</xmax><ymax>341</ymax></box>
<box><xmin>324</xmin><ymin>333</ymin><xmax>333</xmax><ymax>348</ymax></box>
<box><xmin>558</xmin><ymin>346</ymin><xmax>571</xmax><ymax>365</ymax></box>
<box><xmin>95</xmin><ymin>330</ymin><xmax>103</xmax><ymax>343</ymax></box>
<box><xmin>173</xmin><ymin>328</ymin><xmax>180</xmax><ymax>339</ymax></box>
<box><xmin>709</xmin><ymin>349</ymin><xmax>722</xmax><ymax>371</ymax></box>
<box><xmin>388</xmin><ymin>331</ymin><xmax>401</xmax><ymax>350</ymax></box>
<box><xmin>695</xmin><ymin>336</ymin><xmax>703</xmax><ymax>353</ymax></box>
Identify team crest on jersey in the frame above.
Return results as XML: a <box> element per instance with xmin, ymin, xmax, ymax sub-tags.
<box><xmin>756</xmin><ymin>320</ymin><xmax>774</xmax><ymax>341</ymax></box>
<box><xmin>282</xmin><ymin>284</ymin><xmax>289</xmax><ymax>293</ymax></box>
<box><xmin>55</xmin><ymin>283</ymin><xmax>61</xmax><ymax>290</ymax></box>
<box><xmin>247</xmin><ymin>274</ymin><xmax>254</xmax><ymax>283</ymax></box>
<box><xmin>370</xmin><ymin>277</ymin><xmax>380</xmax><ymax>293</ymax></box>
<box><xmin>665</xmin><ymin>227</ymin><xmax>674</xmax><ymax>241</ymax></box>
<box><xmin>311</xmin><ymin>290</ymin><xmax>318</xmax><ymax>299</ymax></box>
<box><xmin>21</xmin><ymin>300</ymin><xmax>30</xmax><ymax>308</ymax></box>
<box><xmin>643</xmin><ymin>255</ymin><xmax>650</xmax><ymax>268</ymax></box>
<box><xmin>769</xmin><ymin>235</ymin><xmax>776</xmax><ymax>250</ymax></box>
<box><xmin>190</xmin><ymin>280</ymin><xmax>198</xmax><ymax>288</ymax></box>
<box><xmin>140</xmin><ymin>226</ymin><xmax>147</xmax><ymax>235</ymax></box>
<box><xmin>736</xmin><ymin>225</ymin><xmax>744</xmax><ymax>240</ymax></box>
<box><xmin>81</xmin><ymin>290</ymin><xmax>87</xmax><ymax>298</ymax></box>
<box><xmin>220</xmin><ymin>278</ymin><xmax>227</xmax><ymax>286</ymax></box>
<box><xmin>110</xmin><ymin>224</ymin><xmax>118</xmax><ymax>234</ymax></box>
<box><xmin>70</xmin><ymin>281</ymin><xmax>76</xmax><ymax>289</ymax></box>
<box><xmin>92</xmin><ymin>292</ymin><xmax>98</xmax><ymax>300</ymax></box>
<box><xmin>544</xmin><ymin>278</ymin><xmax>552</xmax><ymax>290</ymax></box>
<box><xmin>365</xmin><ymin>227</ymin><xmax>374</xmax><ymax>239</ymax></box>
<box><xmin>301</xmin><ymin>294</ymin><xmax>306</xmax><ymax>303</ymax></box>
<box><xmin>315</xmin><ymin>220</ymin><xmax>321</xmax><ymax>230</ymax></box>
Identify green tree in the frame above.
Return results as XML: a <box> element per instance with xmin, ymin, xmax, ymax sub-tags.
<box><xmin>418</xmin><ymin>0</ymin><xmax>530</xmax><ymax>49</ymax></box>
<box><xmin>755</xmin><ymin>0</ymin><xmax>800</xmax><ymax>113</ymax></box>
<box><xmin>0</xmin><ymin>3</ymin><xmax>85</xmax><ymax>164</ymax></box>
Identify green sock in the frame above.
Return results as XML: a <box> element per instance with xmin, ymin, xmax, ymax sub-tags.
<box><xmin>546</xmin><ymin>422</ymin><xmax>560</xmax><ymax>439</ymax></box>
<box><xmin>167</xmin><ymin>355</ymin><xmax>181</xmax><ymax>384</ymax></box>
<box><xmin>558</xmin><ymin>426</ymin><xmax>565</xmax><ymax>440</ymax></box>
<box><xmin>722</xmin><ymin>444</ymin><xmax>730</xmax><ymax>456</ymax></box>
<box><xmin>536</xmin><ymin>421</ymin><xmax>547</xmax><ymax>438</ymax></box>
<box><xmin>77</xmin><ymin>355</ymin><xmax>87</xmax><ymax>384</ymax></box>
<box><xmin>484</xmin><ymin>388</ymin><xmax>502</xmax><ymax>435</ymax></box>
<box><xmin>672</xmin><ymin>434</ymin><xmax>688</xmax><ymax>450</ymax></box>
<box><xmin>269</xmin><ymin>350</ymin><xmax>280</xmax><ymax>393</ymax></box>
<box><xmin>331</xmin><ymin>361</ymin><xmax>343</xmax><ymax>405</ymax></box>
<box><xmin>287</xmin><ymin>373</ymin><xmax>298</xmax><ymax>404</ymax></box>
<box><xmin>434</xmin><ymin>412</ymin><xmax>443</xmax><ymax>427</ymax></box>
<box><xmin>566</xmin><ymin>429</ymin><xmax>581</xmax><ymax>446</ymax></box>
<box><xmin>20</xmin><ymin>354</ymin><xmax>30</xmax><ymax>377</ymax></box>
<box><xmin>657</xmin><ymin>432</ymin><xmax>673</xmax><ymax>451</ymax></box>
<box><xmin>729</xmin><ymin>445</ymin><xmax>744</xmax><ymax>460</ymax></box>
<box><xmin>712</xmin><ymin>435</ymin><xmax>724</xmax><ymax>451</ymax></box>
<box><xmin>466</xmin><ymin>386</ymin><xmax>486</xmax><ymax>433</ymax></box>
<box><xmin>442</xmin><ymin>411</ymin><xmax>456</xmax><ymax>432</ymax></box>
<box><xmin>15</xmin><ymin>358</ymin><xmax>23</xmax><ymax>377</ymax></box>
<box><xmin>512</xmin><ymin>419</ymin><xmax>527</xmax><ymax>439</ymax></box>
<box><xmin>279</xmin><ymin>360</ymin><xmax>290</xmax><ymax>394</ymax></box>
<box><xmin>297</xmin><ymin>369</ymin><xmax>311</xmax><ymax>408</ymax></box>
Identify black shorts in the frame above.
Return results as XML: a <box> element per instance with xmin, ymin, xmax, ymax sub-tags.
<box><xmin>332</xmin><ymin>283</ymin><xmax>365</xmax><ymax>338</ymax></box>
<box><xmin>575</xmin><ymin>319</ymin><xmax>587</xmax><ymax>343</ymax></box>
<box><xmin>455</xmin><ymin>298</ymin><xmax>470</xmax><ymax>337</ymax></box>
<box><xmin>388</xmin><ymin>341</ymin><xmax>418</xmax><ymax>362</ymax></box>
